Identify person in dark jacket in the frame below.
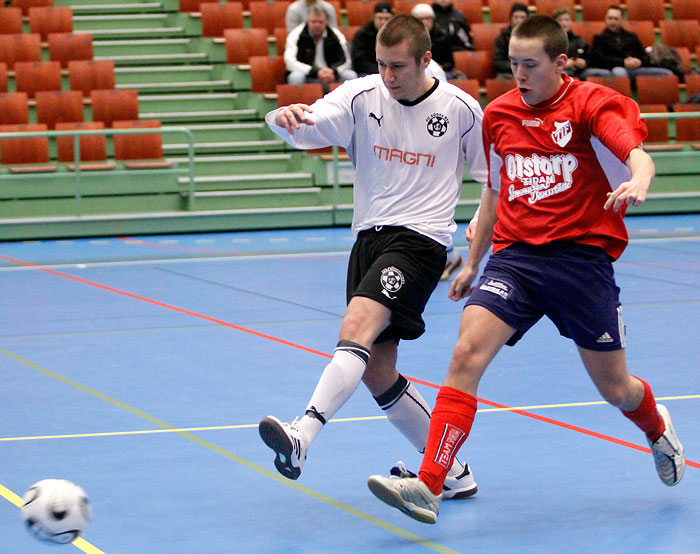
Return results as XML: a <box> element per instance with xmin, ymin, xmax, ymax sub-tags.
<box><xmin>350</xmin><ymin>1</ymin><xmax>393</xmax><ymax>76</ymax></box>
<box><xmin>411</xmin><ymin>3</ymin><xmax>456</xmax><ymax>76</ymax></box>
<box><xmin>590</xmin><ymin>5</ymin><xmax>672</xmax><ymax>83</ymax></box>
<box><xmin>492</xmin><ymin>2</ymin><xmax>528</xmax><ymax>75</ymax></box>
<box><xmin>553</xmin><ymin>7</ymin><xmax>612</xmax><ymax>79</ymax></box>
<box><xmin>432</xmin><ymin>0</ymin><xmax>474</xmax><ymax>52</ymax></box>
<box><xmin>285</xmin><ymin>5</ymin><xmax>357</xmax><ymax>88</ymax></box>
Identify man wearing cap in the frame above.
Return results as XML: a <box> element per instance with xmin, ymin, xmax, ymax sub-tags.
<box><xmin>351</xmin><ymin>2</ymin><xmax>394</xmax><ymax>77</ymax></box>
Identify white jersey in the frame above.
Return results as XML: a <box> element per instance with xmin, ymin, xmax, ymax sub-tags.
<box><xmin>265</xmin><ymin>74</ymin><xmax>487</xmax><ymax>246</ymax></box>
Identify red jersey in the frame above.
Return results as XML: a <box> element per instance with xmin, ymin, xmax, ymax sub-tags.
<box><xmin>483</xmin><ymin>74</ymin><xmax>647</xmax><ymax>260</ymax></box>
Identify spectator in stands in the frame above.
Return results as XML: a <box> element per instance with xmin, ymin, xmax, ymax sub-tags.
<box><xmin>492</xmin><ymin>2</ymin><xmax>528</xmax><ymax>75</ymax></box>
<box><xmin>351</xmin><ymin>2</ymin><xmax>394</xmax><ymax>77</ymax></box>
<box><xmin>553</xmin><ymin>7</ymin><xmax>612</xmax><ymax>79</ymax></box>
<box><xmin>432</xmin><ymin>0</ymin><xmax>474</xmax><ymax>52</ymax></box>
<box><xmin>285</xmin><ymin>5</ymin><xmax>357</xmax><ymax>91</ymax></box>
<box><xmin>590</xmin><ymin>5</ymin><xmax>673</xmax><ymax>84</ymax></box>
<box><xmin>411</xmin><ymin>3</ymin><xmax>458</xmax><ymax>78</ymax></box>
<box><xmin>286</xmin><ymin>0</ymin><xmax>338</xmax><ymax>33</ymax></box>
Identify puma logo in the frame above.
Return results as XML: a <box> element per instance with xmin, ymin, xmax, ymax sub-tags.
<box><xmin>369</xmin><ymin>112</ymin><xmax>383</xmax><ymax>127</ymax></box>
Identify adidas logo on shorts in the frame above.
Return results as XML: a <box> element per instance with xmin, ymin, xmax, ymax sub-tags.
<box><xmin>596</xmin><ymin>332</ymin><xmax>614</xmax><ymax>344</ymax></box>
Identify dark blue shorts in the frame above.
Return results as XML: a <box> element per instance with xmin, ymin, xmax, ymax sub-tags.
<box><xmin>465</xmin><ymin>242</ymin><xmax>626</xmax><ymax>351</ymax></box>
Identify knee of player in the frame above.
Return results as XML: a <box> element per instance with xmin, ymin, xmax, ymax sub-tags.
<box><xmin>598</xmin><ymin>381</ymin><xmax>631</xmax><ymax>408</ymax></box>
<box><xmin>449</xmin><ymin>337</ymin><xmax>487</xmax><ymax>373</ymax></box>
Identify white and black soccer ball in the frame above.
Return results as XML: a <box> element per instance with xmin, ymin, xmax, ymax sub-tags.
<box><xmin>21</xmin><ymin>479</ymin><xmax>91</xmax><ymax>544</ymax></box>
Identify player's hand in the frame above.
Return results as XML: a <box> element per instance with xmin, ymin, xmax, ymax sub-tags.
<box><xmin>449</xmin><ymin>264</ymin><xmax>478</xmax><ymax>301</ymax></box>
<box><xmin>604</xmin><ymin>179</ymin><xmax>649</xmax><ymax>212</ymax></box>
<box><xmin>275</xmin><ymin>103</ymin><xmax>315</xmax><ymax>134</ymax></box>
<box><xmin>464</xmin><ymin>219</ymin><xmax>478</xmax><ymax>242</ymax></box>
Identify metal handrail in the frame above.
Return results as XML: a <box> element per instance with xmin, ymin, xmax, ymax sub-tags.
<box><xmin>0</xmin><ymin>126</ymin><xmax>196</xmax><ymax>214</ymax></box>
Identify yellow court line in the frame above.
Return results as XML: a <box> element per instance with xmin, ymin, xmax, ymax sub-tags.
<box><xmin>0</xmin><ymin>346</ymin><xmax>460</xmax><ymax>554</ymax></box>
<box><xmin>0</xmin><ymin>483</ymin><xmax>106</xmax><ymax>554</ymax></box>
<box><xmin>2</xmin><ymin>395</ymin><xmax>698</xmax><ymax>443</ymax></box>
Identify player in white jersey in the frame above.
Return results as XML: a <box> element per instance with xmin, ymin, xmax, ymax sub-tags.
<box><xmin>258</xmin><ymin>15</ymin><xmax>487</xmax><ymax>499</ymax></box>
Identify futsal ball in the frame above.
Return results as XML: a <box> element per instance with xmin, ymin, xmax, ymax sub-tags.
<box><xmin>21</xmin><ymin>479</ymin><xmax>91</xmax><ymax>544</ymax></box>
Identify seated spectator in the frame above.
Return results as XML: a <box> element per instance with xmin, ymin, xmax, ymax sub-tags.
<box><xmin>411</xmin><ymin>3</ymin><xmax>458</xmax><ymax>78</ymax></box>
<box><xmin>553</xmin><ymin>7</ymin><xmax>611</xmax><ymax>79</ymax></box>
<box><xmin>492</xmin><ymin>2</ymin><xmax>528</xmax><ymax>76</ymax></box>
<box><xmin>285</xmin><ymin>5</ymin><xmax>357</xmax><ymax>90</ymax></box>
<box><xmin>286</xmin><ymin>0</ymin><xmax>338</xmax><ymax>33</ymax></box>
<box><xmin>590</xmin><ymin>5</ymin><xmax>673</xmax><ymax>84</ymax></box>
<box><xmin>351</xmin><ymin>2</ymin><xmax>393</xmax><ymax>77</ymax></box>
<box><xmin>432</xmin><ymin>0</ymin><xmax>474</xmax><ymax>52</ymax></box>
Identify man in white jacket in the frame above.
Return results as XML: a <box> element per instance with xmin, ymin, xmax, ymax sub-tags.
<box><xmin>285</xmin><ymin>5</ymin><xmax>357</xmax><ymax>90</ymax></box>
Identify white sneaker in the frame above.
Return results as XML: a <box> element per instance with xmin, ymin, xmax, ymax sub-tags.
<box><xmin>367</xmin><ymin>474</ymin><xmax>441</xmax><ymax>524</ymax></box>
<box><xmin>444</xmin><ymin>458</ymin><xmax>478</xmax><ymax>499</ymax></box>
<box><xmin>647</xmin><ymin>404</ymin><xmax>685</xmax><ymax>486</ymax></box>
<box><xmin>259</xmin><ymin>415</ymin><xmax>307</xmax><ymax>480</ymax></box>
<box><xmin>390</xmin><ymin>460</ymin><xmax>477</xmax><ymax>500</ymax></box>
<box><xmin>440</xmin><ymin>252</ymin><xmax>463</xmax><ymax>281</ymax></box>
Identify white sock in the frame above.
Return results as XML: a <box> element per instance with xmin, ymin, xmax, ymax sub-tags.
<box><xmin>297</xmin><ymin>341</ymin><xmax>369</xmax><ymax>447</ymax></box>
<box><xmin>445</xmin><ymin>245</ymin><xmax>460</xmax><ymax>264</ymax></box>
<box><xmin>375</xmin><ymin>375</ymin><xmax>431</xmax><ymax>452</ymax></box>
<box><xmin>376</xmin><ymin>374</ymin><xmax>466</xmax><ymax>476</ymax></box>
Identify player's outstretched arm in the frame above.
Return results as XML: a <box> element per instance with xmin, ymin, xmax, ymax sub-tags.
<box><xmin>449</xmin><ymin>187</ymin><xmax>498</xmax><ymax>301</ymax></box>
<box><xmin>275</xmin><ymin>103</ymin><xmax>315</xmax><ymax>134</ymax></box>
<box><xmin>604</xmin><ymin>146</ymin><xmax>654</xmax><ymax>212</ymax></box>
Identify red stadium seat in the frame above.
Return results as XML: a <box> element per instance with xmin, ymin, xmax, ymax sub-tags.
<box><xmin>0</xmin><ymin>63</ymin><xmax>6</xmax><ymax>94</ymax></box>
<box><xmin>625</xmin><ymin>21</ymin><xmax>655</xmax><ymax>49</ymax></box>
<box><xmin>672</xmin><ymin>103</ymin><xmax>700</xmax><ymax>142</ymax></box>
<box><xmin>0</xmin><ymin>123</ymin><xmax>53</xmax><ymax>169</ymax></box>
<box><xmin>640</xmin><ymin>104</ymin><xmax>670</xmax><ymax>143</ymax></box>
<box><xmin>249</xmin><ymin>1</ymin><xmax>289</xmax><ymax>34</ymax></box>
<box><xmin>626</xmin><ymin>0</ymin><xmax>665</xmax><ymax>25</ymax></box>
<box><xmin>200</xmin><ymin>2</ymin><xmax>244</xmax><ymax>37</ymax></box>
<box><xmin>670</xmin><ymin>0</ymin><xmax>700</xmax><ymax>21</ymax></box>
<box><xmin>276</xmin><ymin>83</ymin><xmax>324</xmax><ymax>107</ymax></box>
<box><xmin>35</xmin><ymin>90</ymin><xmax>84</xmax><ymax>129</ymax></box>
<box><xmin>10</xmin><ymin>0</ymin><xmax>53</xmax><ymax>17</ymax></box>
<box><xmin>579</xmin><ymin>0</ymin><xmax>608</xmax><ymax>21</ymax></box>
<box><xmin>0</xmin><ymin>7</ymin><xmax>23</xmax><ymax>34</ymax></box>
<box><xmin>28</xmin><ymin>6</ymin><xmax>72</xmax><ymax>40</ymax></box>
<box><xmin>448</xmin><ymin>78</ymin><xmax>481</xmax><ymax>101</ymax></box>
<box><xmin>453</xmin><ymin>50</ymin><xmax>494</xmax><ymax>84</ymax></box>
<box><xmin>0</xmin><ymin>92</ymin><xmax>29</xmax><ymax>125</ymax></box>
<box><xmin>585</xmin><ymin>75</ymin><xmax>632</xmax><ymax>97</ymax></box>
<box><xmin>485</xmin><ymin>77</ymin><xmax>515</xmax><ymax>103</ymax></box>
<box><xmin>68</xmin><ymin>60</ymin><xmax>116</xmax><ymax>95</ymax></box>
<box><xmin>48</xmin><ymin>33</ymin><xmax>93</xmax><ymax>68</ymax></box>
<box><xmin>113</xmin><ymin>119</ymin><xmax>170</xmax><ymax>167</ymax></box>
<box><xmin>452</xmin><ymin>0</ymin><xmax>483</xmax><ymax>24</ymax></box>
<box><xmin>225</xmin><ymin>28</ymin><xmax>269</xmax><ymax>64</ymax></box>
<box><xmin>248</xmin><ymin>55</ymin><xmax>286</xmax><ymax>93</ymax></box>
<box><xmin>14</xmin><ymin>61</ymin><xmax>62</xmax><ymax>98</ymax></box>
<box><xmin>470</xmin><ymin>22</ymin><xmax>507</xmax><ymax>53</ymax></box>
<box><xmin>345</xmin><ymin>1</ymin><xmax>375</xmax><ymax>27</ymax></box>
<box><xmin>534</xmin><ymin>0</ymin><xmax>574</xmax><ymax>17</ymax></box>
<box><xmin>55</xmin><ymin>121</ymin><xmax>109</xmax><ymax>164</ymax></box>
<box><xmin>569</xmin><ymin>21</ymin><xmax>606</xmax><ymax>45</ymax></box>
<box><xmin>0</xmin><ymin>34</ymin><xmax>42</xmax><ymax>69</ymax></box>
<box><xmin>90</xmin><ymin>89</ymin><xmax>139</xmax><ymax>127</ymax></box>
<box><xmin>659</xmin><ymin>20</ymin><xmax>700</xmax><ymax>50</ymax></box>
<box><xmin>636</xmin><ymin>74</ymin><xmax>680</xmax><ymax>106</ymax></box>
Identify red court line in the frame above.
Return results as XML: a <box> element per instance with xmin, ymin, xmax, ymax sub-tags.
<box><xmin>0</xmin><ymin>253</ymin><xmax>331</xmax><ymax>360</ymax></box>
<box><xmin>2</xmin><ymin>253</ymin><xmax>697</xmax><ymax>470</ymax></box>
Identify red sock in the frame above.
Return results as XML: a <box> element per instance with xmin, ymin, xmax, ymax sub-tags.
<box><xmin>622</xmin><ymin>376</ymin><xmax>665</xmax><ymax>442</ymax></box>
<box><xmin>418</xmin><ymin>387</ymin><xmax>477</xmax><ymax>496</ymax></box>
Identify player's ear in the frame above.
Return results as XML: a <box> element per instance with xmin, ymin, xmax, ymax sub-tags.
<box><xmin>421</xmin><ymin>50</ymin><xmax>432</xmax><ymax>70</ymax></box>
<box><xmin>554</xmin><ymin>53</ymin><xmax>568</xmax><ymax>73</ymax></box>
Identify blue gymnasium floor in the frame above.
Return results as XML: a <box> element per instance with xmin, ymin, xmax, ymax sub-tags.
<box><xmin>0</xmin><ymin>214</ymin><xmax>698</xmax><ymax>554</ymax></box>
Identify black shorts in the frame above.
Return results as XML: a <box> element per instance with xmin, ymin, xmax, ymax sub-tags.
<box><xmin>465</xmin><ymin>242</ymin><xmax>625</xmax><ymax>351</ymax></box>
<box><xmin>347</xmin><ymin>226</ymin><xmax>446</xmax><ymax>342</ymax></box>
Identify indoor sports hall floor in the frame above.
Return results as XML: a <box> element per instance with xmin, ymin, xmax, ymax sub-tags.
<box><xmin>0</xmin><ymin>214</ymin><xmax>698</xmax><ymax>554</ymax></box>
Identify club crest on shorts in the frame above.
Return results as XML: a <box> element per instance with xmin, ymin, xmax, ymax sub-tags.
<box><xmin>426</xmin><ymin>113</ymin><xmax>449</xmax><ymax>137</ymax></box>
<box><xmin>380</xmin><ymin>266</ymin><xmax>404</xmax><ymax>300</ymax></box>
<box><xmin>551</xmin><ymin>120</ymin><xmax>572</xmax><ymax>147</ymax></box>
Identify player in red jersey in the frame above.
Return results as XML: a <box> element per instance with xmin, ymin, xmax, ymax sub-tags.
<box><xmin>367</xmin><ymin>15</ymin><xmax>685</xmax><ymax>524</ymax></box>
